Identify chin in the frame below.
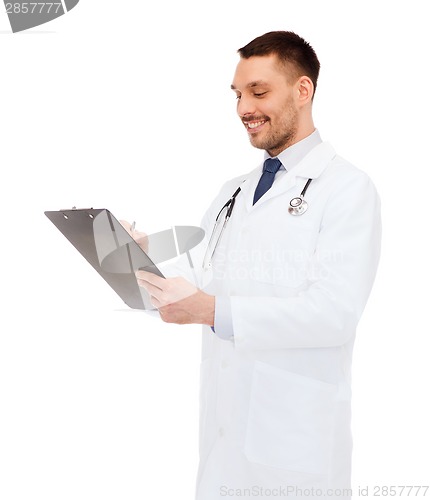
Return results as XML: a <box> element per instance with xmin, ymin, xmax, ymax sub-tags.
<box><xmin>249</xmin><ymin>136</ymin><xmax>268</xmax><ymax>151</ymax></box>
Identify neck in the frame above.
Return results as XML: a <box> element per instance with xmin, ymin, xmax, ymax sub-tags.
<box><xmin>292</xmin><ymin>119</ymin><xmax>316</xmax><ymax>146</ymax></box>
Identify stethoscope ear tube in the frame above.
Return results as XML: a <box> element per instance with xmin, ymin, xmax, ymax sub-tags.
<box><xmin>203</xmin><ymin>187</ymin><xmax>242</xmax><ymax>269</ymax></box>
<box><xmin>214</xmin><ymin>186</ymin><xmax>241</xmax><ymax>222</ymax></box>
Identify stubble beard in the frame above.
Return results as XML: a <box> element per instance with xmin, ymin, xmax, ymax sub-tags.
<box><xmin>249</xmin><ymin>100</ymin><xmax>299</xmax><ymax>156</ymax></box>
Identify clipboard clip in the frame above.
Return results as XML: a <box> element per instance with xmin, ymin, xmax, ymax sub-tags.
<box><xmin>59</xmin><ymin>206</ymin><xmax>94</xmax><ymax>211</ymax></box>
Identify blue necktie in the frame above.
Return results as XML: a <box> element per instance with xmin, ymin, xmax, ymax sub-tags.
<box><xmin>253</xmin><ymin>157</ymin><xmax>282</xmax><ymax>205</ymax></box>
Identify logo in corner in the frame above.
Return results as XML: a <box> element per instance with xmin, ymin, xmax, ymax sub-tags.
<box><xmin>4</xmin><ymin>0</ymin><xmax>79</xmax><ymax>33</ymax></box>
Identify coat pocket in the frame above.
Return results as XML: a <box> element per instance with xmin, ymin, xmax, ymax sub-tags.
<box><xmin>244</xmin><ymin>361</ymin><xmax>337</xmax><ymax>475</ymax></box>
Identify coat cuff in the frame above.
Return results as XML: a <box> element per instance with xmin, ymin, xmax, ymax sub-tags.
<box><xmin>212</xmin><ymin>296</ymin><xmax>234</xmax><ymax>340</ymax></box>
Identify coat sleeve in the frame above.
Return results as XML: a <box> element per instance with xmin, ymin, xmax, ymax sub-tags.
<box><xmin>231</xmin><ymin>170</ymin><xmax>382</xmax><ymax>351</ymax></box>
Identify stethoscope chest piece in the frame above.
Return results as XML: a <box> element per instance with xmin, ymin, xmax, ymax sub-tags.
<box><xmin>288</xmin><ymin>196</ymin><xmax>308</xmax><ymax>216</ymax></box>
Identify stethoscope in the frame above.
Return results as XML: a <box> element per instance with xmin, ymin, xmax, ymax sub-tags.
<box><xmin>202</xmin><ymin>178</ymin><xmax>313</xmax><ymax>269</ymax></box>
<box><xmin>288</xmin><ymin>178</ymin><xmax>313</xmax><ymax>215</ymax></box>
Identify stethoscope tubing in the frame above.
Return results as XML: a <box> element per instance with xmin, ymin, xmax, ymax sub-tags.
<box><xmin>203</xmin><ymin>178</ymin><xmax>313</xmax><ymax>268</ymax></box>
<box><xmin>300</xmin><ymin>178</ymin><xmax>313</xmax><ymax>198</ymax></box>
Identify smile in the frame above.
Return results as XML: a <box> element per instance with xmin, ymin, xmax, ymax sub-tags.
<box><xmin>243</xmin><ymin>119</ymin><xmax>267</xmax><ymax>132</ymax></box>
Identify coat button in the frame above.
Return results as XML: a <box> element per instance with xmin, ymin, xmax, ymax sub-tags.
<box><xmin>221</xmin><ymin>359</ymin><xmax>229</xmax><ymax>369</ymax></box>
<box><xmin>218</xmin><ymin>427</ymin><xmax>225</xmax><ymax>437</ymax></box>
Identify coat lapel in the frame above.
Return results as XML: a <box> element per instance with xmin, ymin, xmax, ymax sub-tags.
<box><xmin>241</xmin><ymin>142</ymin><xmax>337</xmax><ymax>211</ymax></box>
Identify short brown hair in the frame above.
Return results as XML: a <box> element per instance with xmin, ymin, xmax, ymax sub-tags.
<box><xmin>238</xmin><ymin>31</ymin><xmax>320</xmax><ymax>96</ymax></box>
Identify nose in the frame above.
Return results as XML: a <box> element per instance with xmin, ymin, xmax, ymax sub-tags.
<box><xmin>237</xmin><ymin>94</ymin><xmax>257</xmax><ymax>118</ymax></box>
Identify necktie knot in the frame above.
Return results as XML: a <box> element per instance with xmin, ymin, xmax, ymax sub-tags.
<box><xmin>263</xmin><ymin>157</ymin><xmax>282</xmax><ymax>174</ymax></box>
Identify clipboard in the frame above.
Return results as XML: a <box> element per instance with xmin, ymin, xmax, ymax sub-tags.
<box><xmin>44</xmin><ymin>208</ymin><xmax>164</xmax><ymax>310</ymax></box>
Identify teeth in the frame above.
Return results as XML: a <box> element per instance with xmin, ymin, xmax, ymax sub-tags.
<box><xmin>247</xmin><ymin>120</ymin><xmax>265</xmax><ymax>129</ymax></box>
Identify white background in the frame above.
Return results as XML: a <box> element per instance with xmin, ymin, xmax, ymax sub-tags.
<box><xmin>1</xmin><ymin>1</ymin><xmax>429</xmax><ymax>498</ymax></box>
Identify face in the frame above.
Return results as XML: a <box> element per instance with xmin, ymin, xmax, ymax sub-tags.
<box><xmin>231</xmin><ymin>54</ymin><xmax>299</xmax><ymax>157</ymax></box>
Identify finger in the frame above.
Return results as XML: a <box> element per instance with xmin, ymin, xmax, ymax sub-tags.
<box><xmin>133</xmin><ymin>230</ymin><xmax>148</xmax><ymax>240</ymax></box>
<box><xmin>133</xmin><ymin>231</ymin><xmax>149</xmax><ymax>252</ymax></box>
<box><xmin>151</xmin><ymin>296</ymin><xmax>162</xmax><ymax>309</ymax></box>
<box><xmin>136</xmin><ymin>279</ymin><xmax>163</xmax><ymax>300</ymax></box>
<box><xmin>119</xmin><ymin>219</ymin><xmax>133</xmax><ymax>235</ymax></box>
<box><xmin>157</xmin><ymin>306</ymin><xmax>173</xmax><ymax>323</ymax></box>
<box><xmin>136</xmin><ymin>270</ymin><xmax>165</xmax><ymax>288</ymax></box>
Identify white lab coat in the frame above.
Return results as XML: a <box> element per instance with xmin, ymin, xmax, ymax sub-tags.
<box><xmin>171</xmin><ymin>142</ymin><xmax>381</xmax><ymax>500</ymax></box>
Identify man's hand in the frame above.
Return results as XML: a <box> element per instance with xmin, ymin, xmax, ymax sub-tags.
<box><xmin>136</xmin><ymin>270</ymin><xmax>215</xmax><ymax>326</ymax></box>
<box><xmin>120</xmin><ymin>220</ymin><xmax>149</xmax><ymax>253</ymax></box>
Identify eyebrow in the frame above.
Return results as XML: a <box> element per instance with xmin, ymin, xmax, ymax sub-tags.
<box><xmin>230</xmin><ymin>80</ymin><xmax>269</xmax><ymax>90</ymax></box>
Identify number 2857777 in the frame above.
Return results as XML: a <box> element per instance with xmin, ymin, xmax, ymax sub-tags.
<box><xmin>5</xmin><ymin>3</ymin><xmax>62</xmax><ymax>14</ymax></box>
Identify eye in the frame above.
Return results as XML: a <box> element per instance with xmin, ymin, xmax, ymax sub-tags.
<box><xmin>235</xmin><ymin>94</ymin><xmax>241</xmax><ymax>100</ymax></box>
<box><xmin>254</xmin><ymin>92</ymin><xmax>267</xmax><ymax>98</ymax></box>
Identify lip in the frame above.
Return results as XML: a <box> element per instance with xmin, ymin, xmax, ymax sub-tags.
<box><xmin>243</xmin><ymin>119</ymin><xmax>268</xmax><ymax>134</ymax></box>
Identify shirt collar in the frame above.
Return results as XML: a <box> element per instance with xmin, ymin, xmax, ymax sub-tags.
<box><xmin>264</xmin><ymin>129</ymin><xmax>322</xmax><ymax>171</ymax></box>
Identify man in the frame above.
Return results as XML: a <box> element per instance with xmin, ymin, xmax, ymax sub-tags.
<box><xmin>133</xmin><ymin>31</ymin><xmax>381</xmax><ymax>500</ymax></box>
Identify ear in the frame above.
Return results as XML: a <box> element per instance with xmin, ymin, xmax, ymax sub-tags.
<box><xmin>296</xmin><ymin>76</ymin><xmax>314</xmax><ymax>106</ymax></box>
